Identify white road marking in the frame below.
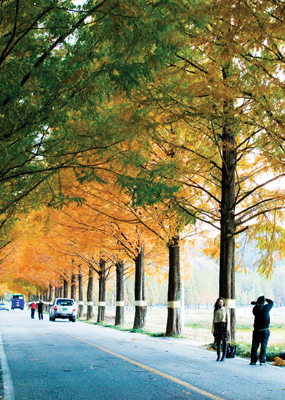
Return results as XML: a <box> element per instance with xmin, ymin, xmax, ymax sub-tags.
<box><xmin>72</xmin><ymin>335</ymin><xmax>226</xmax><ymax>400</ymax></box>
<box><xmin>0</xmin><ymin>331</ymin><xmax>15</xmax><ymax>400</ymax></box>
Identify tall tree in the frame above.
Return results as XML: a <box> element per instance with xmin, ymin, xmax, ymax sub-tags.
<box><xmin>116</xmin><ymin>0</ymin><xmax>285</xmax><ymax>339</ymax></box>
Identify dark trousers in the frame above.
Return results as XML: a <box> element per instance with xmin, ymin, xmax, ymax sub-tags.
<box><xmin>31</xmin><ymin>309</ymin><xmax>35</xmax><ymax>319</ymax></box>
<box><xmin>251</xmin><ymin>329</ymin><xmax>270</xmax><ymax>363</ymax></box>
<box><xmin>38</xmin><ymin>310</ymin><xmax>43</xmax><ymax>320</ymax></box>
<box><xmin>217</xmin><ymin>339</ymin><xmax>227</xmax><ymax>359</ymax></box>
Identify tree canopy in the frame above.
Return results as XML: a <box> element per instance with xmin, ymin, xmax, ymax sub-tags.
<box><xmin>1</xmin><ymin>1</ymin><xmax>285</xmax><ymax>336</ymax></box>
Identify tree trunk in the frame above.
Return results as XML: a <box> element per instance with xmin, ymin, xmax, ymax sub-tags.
<box><xmin>115</xmin><ymin>261</ymin><xmax>124</xmax><ymax>326</ymax></box>
<box><xmin>78</xmin><ymin>268</ymin><xmax>84</xmax><ymax>318</ymax></box>
<box><xmin>97</xmin><ymin>259</ymin><xmax>106</xmax><ymax>323</ymax></box>
<box><xmin>63</xmin><ymin>279</ymin><xmax>68</xmax><ymax>298</ymax></box>
<box><xmin>166</xmin><ymin>235</ymin><xmax>181</xmax><ymax>336</ymax></box>
<box><xmin>42</xmin><ymin>291</ymin><xmax>45</xmax><ymax>309</ymax></box>
<box><xmin>86</xmin><ymin>268</ymin><xmax>94</xmax><ymax>320</ymax></box>
<box><xmin>58</xmin><ymin>285</ymin><xmax>63</xmax><ymax>297</ymax></box>
<box><xmin>230</xmin><ymin>256</ymin><xmax>236</xmax><ymax>341</ymax></box>
<box><xmin>70</xmin><ymin>274</ymin><xmax>76</xmax><ymax>300</ymax></box>
<box><xmin>55</xmin><ymin>286</ymin><xmax>60</xmax><ymax>298</ymax></box>
<box><xmin>49</xmin><ymin>284</ymin><xmax>54</xmax><ymax>304</ymax></box>
<box><xmin>219</xmin><ymin>67</ymin><xmax>236</xmax><ymax>342</ymax></box>
<box><xmin>133</xmin><ymin>245</ymin><xmax>147</xmax><ymax>329</ymax></box>
<box><xmin>45</xmin><ymin>289</ymin><xmax>49</xmax><ymax>311</ymax></box>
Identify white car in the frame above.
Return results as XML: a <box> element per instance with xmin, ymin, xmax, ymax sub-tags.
<box><xmin>49</xmin><ymin>298</ymin><xmax>76</xmax><ymax>322</ymax></box>
<box><xmin>0</xmin><ymin>302</ymin><xmax>9</xmax><ymax>311</ymax></box>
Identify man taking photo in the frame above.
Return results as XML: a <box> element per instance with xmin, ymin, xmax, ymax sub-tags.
<box><xmin>250</xmin><ymin>296</ymin><xmax>273</xmax><ymax>366</ymax></box>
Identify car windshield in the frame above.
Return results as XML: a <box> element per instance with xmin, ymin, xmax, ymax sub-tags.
<box><xmin>56</xmin><ymin>299</ymin><xmax>74</xmax><ymax>306</ymax></box>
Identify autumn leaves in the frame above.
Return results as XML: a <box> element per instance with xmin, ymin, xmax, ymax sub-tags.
<box><xmin>1</xmin><ymin>1</ymin><xmax>285</xmax><ymax>337</ymax></box>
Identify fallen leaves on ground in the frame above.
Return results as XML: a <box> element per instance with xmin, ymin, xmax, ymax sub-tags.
<box><xmin>273</xmin><ymin>357</ymin><xmax>285</xmax><ymax>367</ymax></box>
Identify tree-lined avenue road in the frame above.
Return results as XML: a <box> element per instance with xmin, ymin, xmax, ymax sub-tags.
<box><xmin>0</xmin><ymin>311</ymin><xmax>284</xmax><ymax>400</ymax></box>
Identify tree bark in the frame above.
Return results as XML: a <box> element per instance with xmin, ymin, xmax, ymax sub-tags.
<box><xmin>97</xmin><ymin>259</ymin><xmax>106</xmax><ymax>323</ymax></box>
<box><xmin>70</xmin><ymin>274</ymin><xmax>76</xmax><ymax>300</ymax></box>
<box><xmin>45</xmin><ymin>289</ymin><xmax>49</xmax><ymax>311</ymax></box>
<box><xmin>230</xmin><ymin>256</ymin><xmax>236</xmax><ymax>341</ymax></box>
<box><xmin>166</xmin><ymin>235</ymin><xmax>181</xmax><ymax>336</ymax></box>
<box><xmin>115</xmin><ymin>261</ymin><xmax>124</xmax><ymax>326</ymax></box>
<box><xmin>49</xmin><ymin>284</ymin><xmax>54</xmax><ymax>303</ymax></box>
<box><xmin>63</xmin><ymin>279</ymin><xmax>68</xmax><ymax>298</ymax></box>
<box><xmin>133</xmin><ymin>245</ymin><xmax>147</xmax><ymax>329</ymax></box>
<box><xmin>78</xmin><ymin>268</ymin><xmax>84</xmax><ymax>318</ymax></box>
<box><xmin>219</xmin><ymin>65</ymin><xmax>236</xmax><ymax>342</ymax></box>
<box><xmin>86</xmin><ymin>268</ymin><xmax>94</xmax><ymax>320</ymax></box>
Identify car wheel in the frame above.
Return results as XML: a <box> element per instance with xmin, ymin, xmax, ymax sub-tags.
<box><xmin>72</xmin><ymin>317</ymin><xmax>76</xmax><ymax>323</ymax></box>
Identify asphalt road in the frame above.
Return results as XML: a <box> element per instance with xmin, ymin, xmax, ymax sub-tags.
<box><xmin>0</xmin><ymin>310</ymin><xmax>284</xmax><ymax>400</ymax></box>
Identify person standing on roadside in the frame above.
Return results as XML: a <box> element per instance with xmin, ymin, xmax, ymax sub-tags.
<box><xmin>30</xmin><ymin>301</ymin><xmax>36</xmax><ymax>319</ymax></box>
<box><xmin>37</xmin><ymin>300</ymin><xmax>44</xmax><ymax>320</ymax></box>
<box><xmin>250</xmin><ymin>296</ymin><xmax>273</xmax><ymax>365</ymax></box>
<box><xmin>211</xmin><ymin>297</ymin><xmax>230</xmax><ymax>362</ymax></box>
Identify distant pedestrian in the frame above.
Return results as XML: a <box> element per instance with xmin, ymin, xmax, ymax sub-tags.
<box><xmin>212</xmin><ymin>297</ymin><xmax>229</xmax><ymax>361</ymax></box>
<box><xmin>250</xmin><ymin>296</ymin><xmax>273</xmax><ymax>365</ymax></box>
<box><xmin>30</xmin><ymin>301</ymin><xmax>36</xmax><ymax>319</ymax></box>
<box><xmin>37</xmin><ymin>300</ymin><xmax>44</xmax><ymax>320</ymax></box>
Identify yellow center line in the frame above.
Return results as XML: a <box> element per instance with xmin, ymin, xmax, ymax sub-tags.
<box><xmin>71</xmin><ymin>335</ymin><xmax>225</xmax><ymax>400</ymax></box>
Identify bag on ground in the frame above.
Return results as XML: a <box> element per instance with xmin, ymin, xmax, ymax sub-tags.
<box><xmin>226</xmin><ymin>344</ymin><xmax>236</xmax><ymax>358</ymax></box>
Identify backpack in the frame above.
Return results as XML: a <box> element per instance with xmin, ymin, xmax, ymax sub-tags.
<box><xmin>226</xmin><ymin>344</ymin><xmax>236</xmax><ymax>358</ymax></box>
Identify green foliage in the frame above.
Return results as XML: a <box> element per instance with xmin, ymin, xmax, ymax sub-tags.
<box><xmin>1</xmin><ymin>0</ymin><xmax>191</xmax><ymax>237</ymax></box>
<box><xmin>118</xmin><ymin>175</ymin><xmax>180</xmax><ymax>207</ymax></box>
<box><xmin>210</xmin><ymin>341</ymin><xmax>285</xmax><ymax>362</ymax></box>
<box><xmin>173</xmin><ymin>203</ymin><xmax>196</xmax><ymax>230</ymax></box>
<box><xmin>265</xmin><ymin>346</ymin><xmax>285</xmax><ymax>362</ymax></box>
<box><xmin>235</xmin><ymin>343</ymin><xmax>285</xmax><ymax>362</ymax></box>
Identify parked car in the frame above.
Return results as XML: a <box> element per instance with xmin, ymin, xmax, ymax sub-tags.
<box><xmin>49</xmin><ymin>298</ymin><xmax>76</xmax><ymax>322</ymax></box>
<box><xmin>0</xmin><ymin>302</ymin><xmax>9</xmax><ymax>311</ymax></box>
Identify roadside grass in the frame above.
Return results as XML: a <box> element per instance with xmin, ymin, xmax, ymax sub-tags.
<box><xmin>130</xmin><ymin>328</ymin><xmax>165</xmax><ymax>337</ymax></box>
<box><xmin>208</xmin><ymin>341</ymin><xmax>285</xmax><ymax>362</ymax></box>
<box><xmin>185</xmin><ymin>322</ymin><xmax>210</xmax><ymax>329</ymax></box>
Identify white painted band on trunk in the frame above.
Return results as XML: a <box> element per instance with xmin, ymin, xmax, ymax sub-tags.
<box><xmin>225</xmin><ymin>299</ymin><xmax>236</xmax><ymax>308</ymax></box>
<box><xmin>167</xmin><ymin>301</ymin><xmax>181</xmax><ymax>308</ymax></box>
<box><xmin>78</xmin><ymin>301</ymin><xmax>84</xmax><ymax>305</ymax></box>
<box><xmin>98</xmin><ymin>302</ymin><xmax>106</xmax><ymax>307</ymax></box>
<box><xmin>87</xmin><ymin>302</ymin><xmax>93</xmax><ymax>306</ymax></box>
<box><xmin>134</xmin><ymin>301</ymin><xmax>147</xmax><ymax>306</ymax></box>
<box><xmin>116</xmin><ymin>301</ymin><xmax>124</xmax><ymax>306</ymax></box>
